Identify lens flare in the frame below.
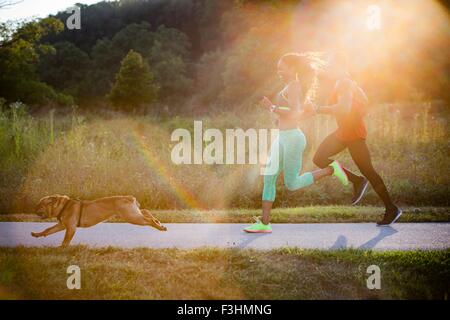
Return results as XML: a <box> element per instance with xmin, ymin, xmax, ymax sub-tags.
<box><xmin>130</xmin><ymin>129</ymin><xmax>207</xmax><ymax>210</ymax></box>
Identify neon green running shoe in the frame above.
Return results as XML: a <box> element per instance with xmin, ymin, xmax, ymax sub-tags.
<box><xmin>330</xmin><ymin>160</ymin><xmax>349</xmax><ymax>186</ymax></box>
<box><xmin>244</xmin><ymin>217</ymin><xmax>272</xmax><ymax>233</ymax></box>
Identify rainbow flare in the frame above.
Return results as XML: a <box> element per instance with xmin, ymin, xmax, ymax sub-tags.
<box><xmin>130</xmin><ymin>130</ymin><xmax>206</xmax><ymax>209</ymax></box>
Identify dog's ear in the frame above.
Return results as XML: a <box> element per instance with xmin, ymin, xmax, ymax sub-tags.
<box><xmin>49</xmin><ymin>195</ymin><xmax>70</xmax><ymax>218</ymax></box>
<box><xmin>35</xmin><ymin>196</ymin><xmax>47</xmax><ymax>209</ymax></box>
<box><xmin>35</xmin><ymin>195</ymin><xmax>52</xmax><ymax>213</ymax></box>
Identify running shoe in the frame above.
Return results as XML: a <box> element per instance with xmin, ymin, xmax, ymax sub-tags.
<box><xmin>377</xmin><ymin>207</ymin><xmax>402</xmax><ymax>226</ymax></box>
<box><xmin>351</xmin><ymin>176</ymin><xmax>369</xmax><ymax>205</ymax></box>
<box><xmin>244</xmin><ymin>217</ymin><xmax>272</xmax><ymax>233</ymax></box>
<box><xmin>330</xmin><ymin>160</ymin><xmax>349</xmax><ymax>186</ymax></box>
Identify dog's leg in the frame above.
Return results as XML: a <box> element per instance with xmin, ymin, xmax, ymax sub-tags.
<box><xmin>120</xmin><ymin>210</ymin><xmax>151</xmax><ymax>226</ymax></box>
<box><xmin>140</xmin><ymin>209</ymin><xmax>167</xmax><ymax>231</ymax></box>
<box><xmin>140</xmin><ymin>209</ymin><xmax>161</xmax><ymax>224</ymax></box>
<box><xmin>61</xmin><ymin>226</ymin><xmax>76</xmax><ymax>247</ymax></box>
<box><xmin>31</xmin><ymin>223</ymin><xmax>65</xmax><ymax>238</ymax></box>
<box><xmin>140</xmin><ymin>209</ymin><xmax>153</xmax><ymax>219</ymax></box>
<box><xmin>118</xmin><ymin>205</ymin><xmax>166</xmax><ymax>231</ymax></box>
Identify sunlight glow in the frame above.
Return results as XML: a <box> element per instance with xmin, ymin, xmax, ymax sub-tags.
<box><xmin>290</xmin><ymin>0</ymin><xmax>450</xmax><ymax>102</ymax></box>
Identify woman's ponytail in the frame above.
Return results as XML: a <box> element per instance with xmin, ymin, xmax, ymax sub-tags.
<box><xmin>280</xmin><ymin>51</ymin><xmax>328</xmax><ymax>104</ymax></box>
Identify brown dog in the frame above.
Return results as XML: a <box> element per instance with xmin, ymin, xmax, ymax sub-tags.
<box><xmin>32</xmin><ymin>194</ymin><xmax>167</xmax><ymax>247</ymax></box>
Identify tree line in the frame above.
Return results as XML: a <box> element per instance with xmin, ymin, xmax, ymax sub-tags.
<box><xmin>0</xmin><ymin>0</ymin><xmax>449</xmax><ymax>114</ymax></box>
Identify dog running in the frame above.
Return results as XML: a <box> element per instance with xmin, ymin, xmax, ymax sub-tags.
<box><xmin>32</xmin><ymin>194</ymin><xmax>167</xmax><ymax>247</ymax></box>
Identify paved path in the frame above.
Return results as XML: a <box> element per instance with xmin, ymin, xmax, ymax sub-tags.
<box><xmin>0</xmin><ymin>222</ymin><xmax>449</xmax><ymax>250</ymax></box>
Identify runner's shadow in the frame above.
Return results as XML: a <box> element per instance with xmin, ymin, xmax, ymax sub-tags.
<box><xmin>358</xmin><ymin>226</ymin><xmax>398</xmax><ymax>249</ymax></box>
<box><xmin>330</xmin><ymin>235</ymin><xmax>348</xmax><ymax>250</ymax></box>
<box><xmin>236</xmin><ymin>233</ymin><xmax>270</xmax><ymax>249</ymax></box>
<box><xmin>329</xmin><ymin>226</ymin><xmax>398</xmax><ymax>250</ymax></box>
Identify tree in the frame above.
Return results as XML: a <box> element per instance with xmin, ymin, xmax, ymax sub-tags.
<box><xmin>0</xmin><ymin>17</ymin><xmax>73</xmax><ymax>106</ymax></box>
<box><xmin>108</xmin><ymin>50</ymin><xmax>159</xmax><ymax>112</ymax></box>
<box><xmin>147</xmin><ymin>25</ymin><xmax>193</xmax><ymax>104</ymax></box>
<box><xmin>89</xmin><ymin>23</ymin><xmax>192</xmax><ymax>105</ymax></box>
<box><xmin>38</xmin><ymin>42</ymin><xmax>92</xmax><ymax>102</ymax></box>
<box><xmin>87</xmin><ymin>22</ymin><xmax>155</xmax><ymax>99</ymax></box>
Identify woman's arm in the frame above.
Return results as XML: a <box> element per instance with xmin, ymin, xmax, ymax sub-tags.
<box><xmin>316</xmin><ymin>79</ymin><xmax>353</xmax><ymax>115</ymax></box>
<box><xmin>261</xmin><ymin>81</ymin><xmax>302</xmax><ymax>118</ymax></box>
<box><xmin>275</xmin><ymin>81</ymin><xmax>315</xmax><ymax>120</ymax></box>
<box><xmin>296</xmin><ymin>101</ymin><xmax>316</xmax><ymax>120</ymax></box>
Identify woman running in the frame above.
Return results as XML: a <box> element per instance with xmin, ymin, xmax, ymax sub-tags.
<box><xmin>244</xmin><ymin>53</ymin><xmax>349</xmax><ymax>233</ymax></box>
<box><xmin>312</xmin><ymin>52</ymin><xmax>402</xmax><ymax>226</ymax></box>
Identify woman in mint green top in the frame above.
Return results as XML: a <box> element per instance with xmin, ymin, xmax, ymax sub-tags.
<box><xmin>244</xmin><ymin>52</ymin><xmax>349</xmax><ymax>233</ymax></box>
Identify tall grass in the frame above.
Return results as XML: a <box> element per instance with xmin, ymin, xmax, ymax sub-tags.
<box><xmin>0</xmin><ymin>100</ymin><xmax>448</xmax><ymax>213</ymax></box>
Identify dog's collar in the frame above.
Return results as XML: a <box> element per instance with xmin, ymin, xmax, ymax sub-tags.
<box><xmin>56</xmin><ymin>199</ymin><xmax>84</xmax><ymax>226</ymax></box>
<box><xmin>56</xmin><ymin>199</ymin><xmax>72</xmax><ymax>222</ymax></box>
<box><xmin>77</xmin><ymin>201</ymin><xmax>84</xmax><ymax>227</ymax></box>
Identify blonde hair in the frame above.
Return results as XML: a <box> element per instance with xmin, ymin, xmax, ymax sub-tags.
<box><xmin>279</xmin><ymin>51</ymin><xmax>329</xmax><ymax>103</ymax></box>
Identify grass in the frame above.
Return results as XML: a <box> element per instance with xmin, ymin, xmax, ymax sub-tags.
<box><xmin>0</xmin><ymin>206</ymin><xmax>448</xmax><ymax>223</ymax></box>
<box><xmin>0</xmin><ymin>246</ymin><xmax>448</xmax><ymax>299</ymax></box>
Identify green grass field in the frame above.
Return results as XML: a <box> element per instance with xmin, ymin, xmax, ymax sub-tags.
<box><xmin>0</xmin><ymin>246</ymin><xmax>448</xmax><ymax>300</ymax></box>
<box><xmin>1</xmin><ymin>206</ymin><xmax>448</xmax><ymax>223</ymax></box>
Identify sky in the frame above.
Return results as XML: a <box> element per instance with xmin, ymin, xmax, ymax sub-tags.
<box><xmin>0</xmin><ymin>0</ymin><xmax>102</xmax><ymax>22</ymax></box>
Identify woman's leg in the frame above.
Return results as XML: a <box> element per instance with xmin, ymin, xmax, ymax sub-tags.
<box><xmin>313</xmin><ymin>132</ymin><xmax>362</xmax><ymax>184</ymax></box>
<box><xmin>260</xmin><ymin>136</ymin><xmax>283</xmax><ymax>225</ymax></box>
<box><xmin>259</xmin><ymin>131</ymin><xmax>332</xmax><ymax>226</ymax></box>
<box><xmin>282</xmin><ymin>130</ymin><xmax>334</xmax><ymax>191</ymax></box>
<box><xmin>313</xmin><ymin>132</ymin><xmax>369</xmax><ymax>203</ymax></box>
<box><xmin>261</xmin><ymin>200</ymin><xmax>273</xmax><ymax>225</ymax></box>
<box><xmin>346</xmin><ymin>139</ymin><xmax>398</xmax><ymax>214</ymax></box>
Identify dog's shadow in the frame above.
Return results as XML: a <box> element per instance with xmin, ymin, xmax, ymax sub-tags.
<box><xmin>235</xmin><ymin>233</ymin><xmax>270</xmax><ymax>249</ymax></box>
<box><xmin>330</xmin><ymin>226</ymin><xmax>398</xmax><ymax>250</ymax></box>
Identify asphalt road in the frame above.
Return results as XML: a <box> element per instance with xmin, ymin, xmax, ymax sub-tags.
<box><xmin>0</xmin><ymin>222</ymin><xmax>449</xmax><ymax>250</ymax></box>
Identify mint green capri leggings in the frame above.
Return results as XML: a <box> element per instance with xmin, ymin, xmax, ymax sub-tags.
<box><xmin>262</xmin><ymin>129</ymin><xmax>314</xmax><ymax>201</ymax></box>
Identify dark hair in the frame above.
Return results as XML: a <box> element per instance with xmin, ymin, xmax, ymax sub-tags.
<box><xmin>279</xmin><ymin>52</ymin><xmax>328</xmax><ymax>103</ymax></box>
<box><xmin>279</xmin><ymin>52</ymin><xmax>311</xmax><ymax>77</ymax></box>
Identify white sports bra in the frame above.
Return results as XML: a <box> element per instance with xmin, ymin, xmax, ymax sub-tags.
<box><xmin>280</xmin><ymin>84</ymin><xmax>289</xmax><ymax>102</ymax></box>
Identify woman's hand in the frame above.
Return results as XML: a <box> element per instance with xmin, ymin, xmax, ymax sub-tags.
<box><xmin>260</xmin><ymin>96</ymin><xmax>273</xmax><ymax>111</ymax></box>
<box><xmin>296</xmin><ymin>100</ymin><xmax>316</xmax><ymax>120</ymax></box>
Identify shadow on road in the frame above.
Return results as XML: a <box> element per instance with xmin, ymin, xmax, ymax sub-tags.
<box><xmin>330</xmin><ymin>235</ymin><xmax>348</xmax><ymax>249</ymax></box>
<box><xmin>236</xmin><ymin>233</ymin><xmax>271</xmax><ymax>249</ymax></box>
<box><xmin>330</xmin><ymin>226</ymin><xmax>398</xmax><ymax>250</ymax></box>
<box><xmin>359</xmin><ymin>226</ymin><xmax>398</xmax><ymax>249</ymax></box>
